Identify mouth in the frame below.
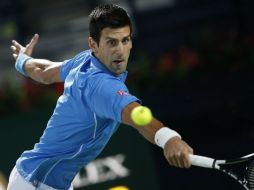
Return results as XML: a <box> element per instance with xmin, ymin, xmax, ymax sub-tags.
<box><xmin>113</xmin><ymin>59</ymin><xmax>124</xmax><ymax>65</ymax></box>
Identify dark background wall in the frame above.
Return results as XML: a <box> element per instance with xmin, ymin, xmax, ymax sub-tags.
<box><xmin>0</xmin><ymin>0</ymin><xmax>254</xmax><ymax>189</ymax></box>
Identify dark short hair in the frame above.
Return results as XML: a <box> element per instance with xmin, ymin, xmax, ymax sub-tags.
<box><xmin>89</xmin><ymin>4</ymin><xmax>132</xmax><ymax>44</ymax></box>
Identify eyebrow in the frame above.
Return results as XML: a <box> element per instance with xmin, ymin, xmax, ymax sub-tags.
<box><xmin>105</xmin><ymin>35</ymin><xmax>131</xmax><ymax>40</ymax></box>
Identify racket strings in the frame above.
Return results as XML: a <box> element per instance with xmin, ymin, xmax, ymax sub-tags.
<box><xmin>247</xmin><ymin>161</ymin><xmax>254</xmax><ymax>189</ymax></box>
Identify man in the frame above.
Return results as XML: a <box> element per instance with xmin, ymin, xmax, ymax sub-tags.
<box><xmin>9</xmin><ymin>4</ymin><xmax>193</xmax><ymax>190</ymax></box>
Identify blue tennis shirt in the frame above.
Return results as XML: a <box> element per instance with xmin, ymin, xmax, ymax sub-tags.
<box><xmin>16</xmin><ymin>50</ymin><xmax>140</xmax><ymax>190</ymax></box>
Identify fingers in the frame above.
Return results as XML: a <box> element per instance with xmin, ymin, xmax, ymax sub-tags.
<box><xmin>11</xmin><ymin>45</ymin><xmax>19</xmax><ymax>55</ymax></box>
<box><xmin>25</xmin><ymin>34</ymin><xmax>39</xmax><ymax>56</ymax></box>
<box><xmin>11</xmin><ymin>34</ymin><xmax>39</xmax><ymax>58</ymax></box>
<box><xmin>169</xmin><ymin>152</ymin><xmax>191</xmax><ymax>168</ymax></box>
<box><xmin>11</xmin><ymin>40</ymin><xmax>23</xmax><ymax>60</ymax></box>
<box><xmin>164</xmin><ymin>138</ymin><xmax>193</xmax><ymax>169</ymax></box>
<box><xmin>177</xmin><ymin>144</ymin><xmax>193</xmax><ymax>168</ymax></box>
<box><xmin>182</xmin><ymin>152</ymin><xmax>192</xmax><ymax>168</ymax></box>
<box><xmin>27</xmin><ymin>34</ymin><xmax>39</xmax><ymax>50</ymax></box>
<box><xmin>13</xmin><ymin>54</ymin><xmax>18</xmax><ymax>60</ymax></box>
<box><xmin>168</xmin><ymin>152</ymin><xmax>184</xmax><ymax>168</ymax></box>
<box><xmin>11</xmin><ymin>40</ymin><xmax>22</xmax><ymax>52</ymax></box>
<box><xmin>12</xmin><ymin>40</ymin><xmax>22</xmax><ymax>47</ymax></box>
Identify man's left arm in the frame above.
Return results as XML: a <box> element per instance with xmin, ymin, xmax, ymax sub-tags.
<box><xmin>87</xmin><ymin>78</ymin><xmax>193</xmax><ymax>168</ymax></box>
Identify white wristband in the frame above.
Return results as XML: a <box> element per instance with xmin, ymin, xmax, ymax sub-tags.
<box><xmin>154</xmin><ymin>127</ymin><xmax>181</xmax><ymax>149</ymax></box>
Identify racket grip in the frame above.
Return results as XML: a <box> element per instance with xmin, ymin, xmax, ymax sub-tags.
<box><xmin>189</xmin><ymin>154</ymin><xmax>215</xmax><ymax>168</ymax></box>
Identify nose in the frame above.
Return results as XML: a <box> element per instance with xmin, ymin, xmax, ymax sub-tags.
<box><xmin>115</xmin><ymin>42</ymin><xmax>124</xmax><ymax>56</ymax></box>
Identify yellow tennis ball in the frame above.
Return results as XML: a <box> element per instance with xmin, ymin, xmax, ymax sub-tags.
<box><xmin>109</xmin><ymin>186</ymin><xmax>130</xmax><ymax>190</ymax></box>
<box><xmin>131</xmin><ymin>106</ymin><xmax>153</xmax><ymax>126</ymax></box>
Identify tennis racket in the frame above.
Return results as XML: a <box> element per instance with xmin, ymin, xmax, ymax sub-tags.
<box><xmin>190</xmin><ymin>153</ymin><xmax>254</xmax><ymax>190</ymax></box>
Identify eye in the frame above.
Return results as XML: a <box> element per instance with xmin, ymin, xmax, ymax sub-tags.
<box><xmin>122</xmin><ymin>37</ymin><xmax>130</xmax><ymax>45</ymax></box>
<box><xmin>108</xmin><ymin>40</ymin><xmax>117</xmax><ymax>47</ymax></box>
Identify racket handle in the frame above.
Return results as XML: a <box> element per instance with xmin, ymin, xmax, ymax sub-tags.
<box><xmin>190</xmin><ymin>154</ymin><xmax>216</xmax><ymax>168</ymax></box>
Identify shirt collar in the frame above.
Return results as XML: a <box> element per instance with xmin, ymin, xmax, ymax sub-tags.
<box><xmin>89</xmin><ymin>50</ymin><xmax>128</xmax><ymax>82</ymax></box>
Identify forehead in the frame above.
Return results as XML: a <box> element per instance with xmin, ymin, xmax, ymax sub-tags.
<box><xmin>100</xmin><ymin>26</ymin><xmax>131</xmax><ymax>40</ymax></box>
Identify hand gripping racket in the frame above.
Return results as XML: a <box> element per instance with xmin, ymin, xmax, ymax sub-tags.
<box><xmin>190</xmin><ymin>153</ymin><xmax>254</xmax><ymax>190</ymax></box>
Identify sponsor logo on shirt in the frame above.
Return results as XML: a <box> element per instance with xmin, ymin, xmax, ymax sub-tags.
<box><xmin>117</xmin><ymin>90</ymin><xmax>129</xmax><ymax>96</ymax></box>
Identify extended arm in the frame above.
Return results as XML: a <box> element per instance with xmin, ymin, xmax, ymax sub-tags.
<box><xmin>122</xmin><ymin>102</ymin><xmax>193</xmax><ymax>168</ymax></box>
<box><xmin>11</xmin><ymin>34</ymin><xmax>63</xmax><ymax>84</ymax></box>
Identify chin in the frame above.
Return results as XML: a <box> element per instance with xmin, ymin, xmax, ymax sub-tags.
<box><xmin>114</xmin><ymin>69</ymin><xmax>125</xmax><ymax>76</ymax></box>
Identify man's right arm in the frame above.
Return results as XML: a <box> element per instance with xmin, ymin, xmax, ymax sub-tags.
<box><xmin>11</xmin><ymin>34</ymin><xmax>64</xmax><ymax>84</ymax></box>
<box><xmin>23</xmin><ymin>58</ymin><xmax>63</xmax><ymax>84</ymax></box>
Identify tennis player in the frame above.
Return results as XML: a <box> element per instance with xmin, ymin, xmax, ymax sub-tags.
<box><xmin>8</xmin><ymin>4</ymin><xmax>193</xmax><ymax>190</ymax></box>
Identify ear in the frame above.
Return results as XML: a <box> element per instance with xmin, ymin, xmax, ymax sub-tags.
<box><xmin>88</xmin><ymin>37</ymin><xmax>98</xmax><ymax>53</ymax></box>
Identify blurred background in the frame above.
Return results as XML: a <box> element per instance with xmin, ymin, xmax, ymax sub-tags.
<box><xmin>1</xmin><ymin>0</ymin><xmax>254</xmax><ymax>189</ymax></box>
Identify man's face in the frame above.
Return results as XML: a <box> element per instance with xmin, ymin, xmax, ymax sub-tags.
<box><xmin>90</xmin><ymin>26</ymin><xmax>132</xmax><ymax>75</ymax></box>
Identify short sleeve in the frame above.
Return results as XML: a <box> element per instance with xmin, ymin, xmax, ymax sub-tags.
<box><xmin>87</xmin><ymin>76</ymin><xmax>141</xmax><ymax>122</ymax></box>
<box><xmin>60</xmin><ymin>59</ymin><xmax>75</xmax><ymax>81</ymax></box>
<box><xmin>60</xmin><ymin>50</ymin><xmax>90</xmax><ymax>81</ymax></box>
